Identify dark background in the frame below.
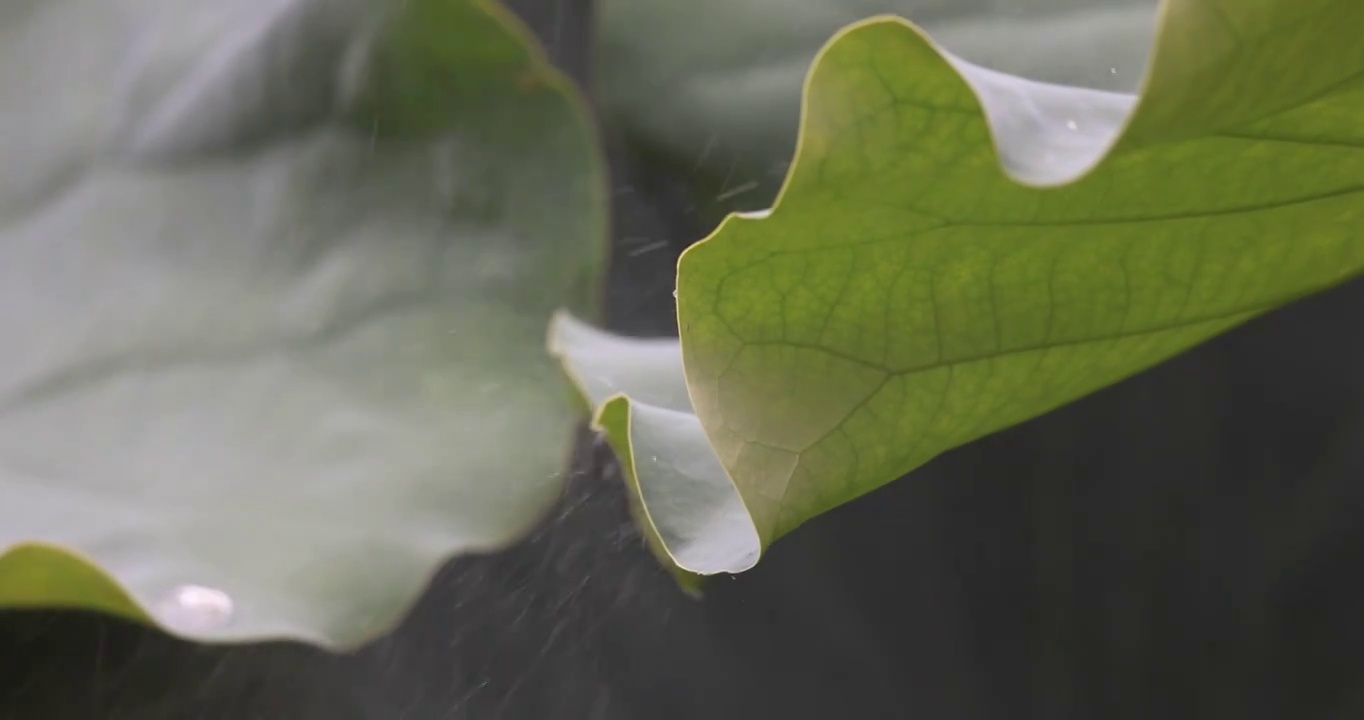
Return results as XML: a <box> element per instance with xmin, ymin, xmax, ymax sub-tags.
<box><xmin>4</xmin><ymin>2</ymin><xmax>1362</xmax><ymax>718</ymax></box>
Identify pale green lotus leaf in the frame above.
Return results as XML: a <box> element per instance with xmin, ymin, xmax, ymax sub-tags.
<box><xmin>0</xmin><ymin>0</ymin><xmax>604</xmax><ymax>648</ymax></box>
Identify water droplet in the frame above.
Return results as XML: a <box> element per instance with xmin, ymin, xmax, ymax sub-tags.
<box><xmin>1109</xmin><ymin>67</ymin><xmax>1118</xmax><ymax>75</ymax></box>
<box><xmin>157</xmin><ymin>584</ymin><xmax>235</xmax><ymax>631</ymax></box>
<box><xmin>1065</xmin><ymin>119</ymin><xmax>1079</xmax><ymax>131</ymax></box>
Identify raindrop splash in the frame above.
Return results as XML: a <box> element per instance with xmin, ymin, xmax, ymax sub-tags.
<box><xmin>156</xmin><ymin>584</ymin><xmax>235</xmax><ymax>631</ymax></box>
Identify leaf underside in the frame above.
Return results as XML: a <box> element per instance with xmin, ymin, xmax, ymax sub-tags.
<box><xmin>563</xmin><ymin>0</ymin><xmax>1364</xmax><ymax>577</ymax></box>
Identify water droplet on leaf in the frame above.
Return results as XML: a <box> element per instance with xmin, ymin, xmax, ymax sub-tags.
<box><xmin>156</xmin><ymin>584</ymin><xmax>235</xmax><ymax>631</ymax></box>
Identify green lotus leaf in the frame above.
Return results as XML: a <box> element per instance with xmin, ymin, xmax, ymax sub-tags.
<box><xmin>0</xmin><ymin>0</ymin><xmax>604</xmax><ymax>648</ymax></box>
<box><xmin>566</xmin><ymin>1</ymin><xmax>1364</xmax><ymax>576</ymax></box>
